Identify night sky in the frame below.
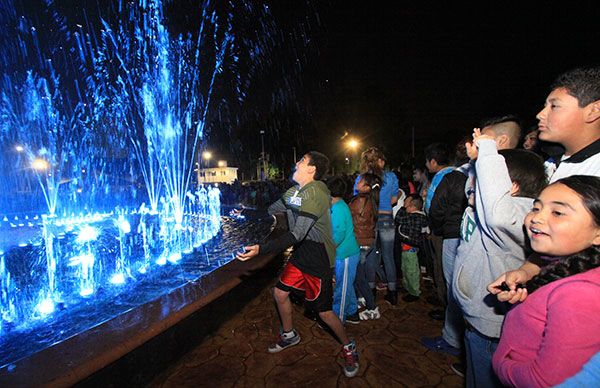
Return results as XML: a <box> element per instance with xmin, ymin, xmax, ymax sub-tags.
<box><xmin>3</xmin><ymin>1</ymin><xmax>599</xmax><ymax>174</ymax></box>
<box><xmin>267</xmin><ymin>1</ymin><xmax>600</xmax><ymax>169</ymax></box>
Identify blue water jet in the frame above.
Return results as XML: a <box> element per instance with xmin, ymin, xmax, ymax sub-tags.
<box><xmin>0</xmin><ymin>0</ymin><xmax>279</xmax><ymax>368</ymax></box>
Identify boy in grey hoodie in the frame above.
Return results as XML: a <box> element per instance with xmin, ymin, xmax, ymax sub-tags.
<box><xmin>452</xmin><ymin>129</ymin><xmax>547</xmax><ymax>388</ymax></box>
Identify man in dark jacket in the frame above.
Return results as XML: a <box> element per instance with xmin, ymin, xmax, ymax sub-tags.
<box><xmin>422</xmin><ymin>166</ymin><xmax>468</xmax><ymax>358</ymax></box>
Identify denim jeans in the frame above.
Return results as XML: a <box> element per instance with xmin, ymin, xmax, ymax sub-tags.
<box><xmin>354</xmin><ymin>246</ymin><xmax>376</xmax><ymax>310</ymax></box>
<box><xmin>464</xmin><ymin>326</ymin><xmax>502</xmax><ymax>388</ymax></box>
<box><xmin>442</xmin><ymin>238</ymin><xmax>465</xmax><ymax>349</ymax></box>
<box><xmin>333</xmin><ymin>253</ymin><xmax>360</xmax><ymax>321</ymax></box>
<box><xmin>366</xmin><ymin>215</ymin><xmax>396</xmax><ymax>291</ymax></box>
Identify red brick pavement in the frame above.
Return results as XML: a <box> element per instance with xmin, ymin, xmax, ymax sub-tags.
<box><xmin>150</xmin><ymin>277</ymin><xmax>464</xmax><ymax>388</ymax></box>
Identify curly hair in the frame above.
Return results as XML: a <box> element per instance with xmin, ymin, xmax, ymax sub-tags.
<box><xmin>526</xmin><ymin>175</ymin><xmax>600</xmax><ymax>293</ymax></box>
<box><xmin>359</xmin><ymin>147</ymin><xmax>385</xmax><ymax>178</ymax></box>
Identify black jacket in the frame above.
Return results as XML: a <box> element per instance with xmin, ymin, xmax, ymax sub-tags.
<box><xmin>429</xmin><ymin>170</ymin><xmax>468</xmax><ymax>239</ymax></box>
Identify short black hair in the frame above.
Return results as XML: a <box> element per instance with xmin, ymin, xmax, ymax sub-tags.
<box><xmin>326</xmin><ymin>175</ymin><xmax>347</xmax><ymax>198</ymax></box>
<box><xmin>406</xmin><ymin>193</ymin><xmax>423</xmax><ymax>210</ymax></box>
<box><xmin>498</xmin><ymin>149</ymin><xmax>547</xmax><ymax>198</ymax></box>
<box><xmin>424</xmin><ymin>142</ymin><xmax>451</xmax><ymax>166</ymax></box>
<box><xmin>306</xmin><ymin>151</ymin><xmax>330</xmax><ymax>181</ymax></box>
<box><xmin>551</xmin><ymin>66</ymin><xmax>600</xmax><ymax>107</ymax></box>
<box><xmin>480</xmin><ymin>114</ymin><xmax>521</xmax><ymax>129</ymax></box>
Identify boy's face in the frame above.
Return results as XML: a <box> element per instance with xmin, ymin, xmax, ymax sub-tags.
<box><xmin>292</xmin><ymin>154</ymin><xmax>314</xmax><ymax>183</ymax></box>
<box><xmin>536</xmin><ymin>87</ymin><xmax>585</xmax><ymax>146</ymax></box>
<box><xmin>403</xmin><ymin>197</ymin><xmax>413</xmax><ymax>211</ymax></box>
<box><xmin>425</xmin><ymin>159</ymin><xmax>437</xmax><ymax>173</ymax></box>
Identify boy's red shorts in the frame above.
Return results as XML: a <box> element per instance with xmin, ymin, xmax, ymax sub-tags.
<box><xmin>276</xmin><ymin>262</ymin><xmax>332</xmax><ymax>312</ymax></box>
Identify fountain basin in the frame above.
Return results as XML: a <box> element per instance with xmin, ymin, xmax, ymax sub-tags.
<box><xmin>0</xmin><ymin>211</ymin><xmax>281</xmax><ymax>386</ymax></box>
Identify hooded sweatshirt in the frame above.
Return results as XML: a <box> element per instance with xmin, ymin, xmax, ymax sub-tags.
<box><xmin>452</xmin><ymin>139</ymin><xmax>534</xmax><ymax>338</ymax></box>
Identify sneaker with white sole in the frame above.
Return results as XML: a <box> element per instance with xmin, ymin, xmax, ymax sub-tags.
<box><xmin>268</xmin><ymin>330</ymin><xmax>301</xmax><ymax>353</ymax></box>
<box><xmin>341</xmin><ymin>340</ymin><xmax>359</xmax><ymax>377</ymax></box>
<box><xmin>345</xmin><ymin>313</ymin><xmax>360</xmax><ymax>325</ymax></box>
<box><xmin>359</xmin><ymin>307</ymin><xmax>381</xmax><ymax>320</ymax></box>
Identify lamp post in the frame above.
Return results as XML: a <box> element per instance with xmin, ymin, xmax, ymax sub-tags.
<box><xmin>346</xmin><ymin>138</ymin><xmax>360</xmax><ymax>173</ymax></box>
<box><xmin>260</xmin><ymin>130</ymin><xmax>266</xmax><ymax>181</ymax></box>
<box><xmin>202</xmin><ymin>151</ymin><xmax>212</xmax><ymax>168</ymax></box>
<box><xmin>202</xmin><ymin>151</ymin><xmax>212</xmax><ymax>183</ymax></box>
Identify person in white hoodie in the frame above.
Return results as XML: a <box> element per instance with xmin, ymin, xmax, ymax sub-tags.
<box><xmin>452</xmin><ymin>129</ymin><xmax>547</xmax><ymax>388</ymax></box>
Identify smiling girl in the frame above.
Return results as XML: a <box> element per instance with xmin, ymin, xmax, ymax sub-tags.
<box><xmin>491</xmin><ymin>175</ymin><xmax>600</xmax><ymax>387</ymax></box>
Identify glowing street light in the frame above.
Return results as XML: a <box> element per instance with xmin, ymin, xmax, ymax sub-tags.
<box><xmin>32</xmin><ymin>158</ymin><xmax>49</xmax><ymax>171</ymax></box>
<box><xmin>345</xmin><ymin>137</ymin><xmax>360</xmax><ymax>172</ymax></box>
<box><xmin>202</xmin><ymin>151</ymin><xmax>212</xmax><ymax>168</ymax></box>
<box><xmin>346</xmin><ymin>138</ymin><xmax>359</xmax><ymax>150</ymax></box>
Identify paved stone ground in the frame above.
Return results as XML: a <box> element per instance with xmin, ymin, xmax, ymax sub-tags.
<box><xmin>149</xmin><ymin>274</ymin><xmax>464</xmax><ymax>388</ymax></box>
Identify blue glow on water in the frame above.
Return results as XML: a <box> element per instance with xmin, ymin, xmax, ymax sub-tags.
<box><xmin>0</xmin><ymin>0</ymin><xmax>282</xmax><ymax>367</ymax></box>
<box><xmin>76</xmin><ymin>226</ymin><xmax>99</xmax><ymax>243</ymax></box>
<box><xmin>36</xmin><ymin>298</ymin><xmax>55</xmax><ymax>316</ymax></box>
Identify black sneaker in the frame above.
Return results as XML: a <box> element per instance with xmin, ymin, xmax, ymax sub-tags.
<box><xmin>384</xmin><ymin>291</ymin><xmax>398</xmax><ymax>306</ymax></box>
<box><xmin>345</xmin><ymin>313</ymin><xmax>360</xmax><ymax>325</ymax></box>
<box><xmin>341</xmin><ymin>340</ymin><xmax>359</xmax><ymax>377</ymax></box>
<box><xmin>268</xmin><ymin>330</ymin><xmax>301</xmax><ymax>353</ymax></box>
<box><xmin>428</xmin><ymin>309</ymin><xmax>445</xmax><ymax>321</ymax></box>
<box><xmin>450</xmin><ymin>362</ymin><xmax>465</xmax><ymax>378</ymax></box>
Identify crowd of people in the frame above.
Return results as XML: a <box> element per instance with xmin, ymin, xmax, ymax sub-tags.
<box><xmin>237</xmin><ymin>66</ymin><xmax>600</xmax><ymax>386</ymax></box>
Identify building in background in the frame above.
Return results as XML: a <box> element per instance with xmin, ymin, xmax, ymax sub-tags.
<box><xmin>197</xmin><ymin>160</ymin><xmax>238</xmax><ymax>184</ymax></box>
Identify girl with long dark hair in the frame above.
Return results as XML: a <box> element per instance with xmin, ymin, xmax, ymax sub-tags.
<box><xmin>491</xmin><ymin>175</ymin><xmax>600</xmax><ymax>387</ymax></box>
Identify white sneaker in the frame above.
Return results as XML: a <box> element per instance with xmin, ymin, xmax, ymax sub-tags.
<box><xmin>359</xmin><ymin>307</ymin><xmax>380</xmax><ymax>320</ymax></box>
<box><xmin>357</xmin><ymin>297</ymin><xmax>366</xmax><ymax>308</ymax></box>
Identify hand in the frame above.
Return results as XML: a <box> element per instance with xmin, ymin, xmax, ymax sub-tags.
<box><xmin>236</xmin><ymin>245</ymin><xmax>259</xmax><ymax>261</ymax></box>
<box><xmin>487</xmin><ymin>269</ymin><xmax>529</xmax><ymax>304</ymax></box>
<box><xmin>231</xmin><ymin>206</ymin><xmax>245</xmax><ymax>217</ymax></box>
<box><xmin>466</xmin><ymin>127</ymin><xmax>496</xmax><ymax>160</ymax></box>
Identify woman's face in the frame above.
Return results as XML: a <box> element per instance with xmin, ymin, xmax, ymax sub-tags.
<box><xmin>413</xmin><ymin>169</ymin><xmax>422</xmax><ymax>181</ymax></box>
<box><xmin>523</xmin><ymin>131</ymin><xmax>538</xmax><ymax>150</ymax></box>
<box><xmin>524</xmin><ymin>183</ymin><xmax>600</xmax><ymax>256</ymax></box>
<box><xmin>377</xmin><ymin>158</ymin><xmax>385</xmax><ymax>169</ymax></box>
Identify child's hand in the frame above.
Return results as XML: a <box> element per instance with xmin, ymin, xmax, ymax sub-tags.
<box><xmin>465</xmin><ymin>128</ymin><xmax>481</xmax><ymax>160</ymax></box>
<box><xmin>487</xmin><ymin>269</ymin><xmax>529</xmax><ymax>304</ymax></box>
<box><xmin>466</xmin><ymin>127</ymin><xmax>496</xmax><ymax>160</ymax></box>
<box><xmin>236</xmin><ymin>245</ymin><xmax>259</xmax><ymax>261</ymax></box>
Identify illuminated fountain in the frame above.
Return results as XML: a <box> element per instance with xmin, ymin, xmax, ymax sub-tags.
<box><xmin>0</xmin><ymin>0</ymin><xmax>278</xmax><ymax>378</ymax></box>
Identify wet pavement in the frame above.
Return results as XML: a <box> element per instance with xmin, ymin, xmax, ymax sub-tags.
<box><xmin>149</xmin><ymin>261</ymin><xmax>464</xmax><ymax>388</ymax></box>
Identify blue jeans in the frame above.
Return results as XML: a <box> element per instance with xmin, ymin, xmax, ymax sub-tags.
<box><xmin>366</xmin><ymin>215</ymin><xmax>396</xmax><ymax>291</ymax></box>
<box><xmin>354</xmin><ymin>246</ymin><xmax>376</xmax><ymax>310</ymax></box>
<box><xmin>464</xmin><ymin>326</ymin><xmax>502</xmax><ymax>388</ymax></box>
<box><xmin>333</xmin><ymin>253</ymin><xmax>360</xmax><ymax>321</ymax></box>
<box><xmin>442</xmin><ymin>238</ymin><xmax>464</xmax><ymax>349</ymax></box>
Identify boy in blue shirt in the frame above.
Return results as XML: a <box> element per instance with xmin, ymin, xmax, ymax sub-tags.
<box><xmin>327</xmin><ymin>176</ymin><xmax>361</xmax><ymax>324</ymax></box>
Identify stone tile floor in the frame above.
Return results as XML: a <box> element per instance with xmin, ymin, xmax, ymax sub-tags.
<box><xmin>149</xmin><ymin>277</ymin><xmax>463</xmax><ymax>388</ymax></box>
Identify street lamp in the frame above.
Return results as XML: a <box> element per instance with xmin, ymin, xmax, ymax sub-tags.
<box><xmin>32</xmin><ymin>158</ymin><xmax>49</xmax><ymax>171</ymax></box>
<box><xmin>347</xmin><ymin>138</ymin><xmax>359</xmax><ymax>150</ymax></box>
<box><xmin>345</xmin><ymin>138</ymin><xmax>360</xmax><ymax>173</ymax></box>
<box><xmin>202</xmin><ymin>151</ymin><xmax>212</xmax><ymax>168</ymax></box>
